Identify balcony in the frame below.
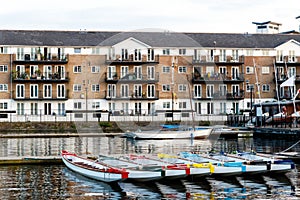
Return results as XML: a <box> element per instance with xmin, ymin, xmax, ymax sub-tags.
<box><xmin>275</xmin><ymin>56</ymin><xmax>300</xmax><ymax>66</ymax></box>
<box><xmin>12</xmin><ymin>72</ymin><xmax>69</xmax><ymax>83</ymax></box>
<box><xmin>105</xmin><ymin>72</ymin><xmax>159</xmax><ymax>83</ymax></box>
<box><xmin>12</xmin><ymin>89</ymin><xmax>69</xmax><ymax>101</ymax></box>
<box><xmin>193</xmin><ymin>90</ymin><xmax>244</xmax><ymax>100</ymax></box>
<box><xmin>105</xmin><ymin>90</ymin><xmax>159</xmax><ymax>100</ymax></box>
<box><xmin>106</xmin><ymin>54</ymin><xmax>159</xmax><ymax>65</ymax></box>
<box><xmin>192</xmin><ymin>73</ymin><xmax>244</xmax><ymax>83</ymax></box>
<box><xmin>13</xmin><ymin>53</ymin><xmax>68</xmax><ymax>64</ymax></box>
<box><xmin>193</xmin><ymin>56</ymin><xmax>244</xmax><ymax>65</ymax></box>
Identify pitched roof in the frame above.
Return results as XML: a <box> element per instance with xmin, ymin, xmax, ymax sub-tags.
<box><xmin>1</xmin><ymin>29</ymin><xmax>300</xmax><ymax>49</ymax></box>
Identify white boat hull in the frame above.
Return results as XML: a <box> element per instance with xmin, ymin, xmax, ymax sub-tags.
<box><xmin>61</xmin><ymin>152</ymin><xmax>127</xmax><ymax>182</ymax></box>
<box><xmin>125</xmin><ymin>127</ymin><xmax>212</xmax><ymax>139</ymax></box>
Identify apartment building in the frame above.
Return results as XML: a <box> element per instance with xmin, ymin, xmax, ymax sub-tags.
<box><xmin>0</xmin><ymin>29</ymin><xmax>300</xmax><ymax>122</ymax></box>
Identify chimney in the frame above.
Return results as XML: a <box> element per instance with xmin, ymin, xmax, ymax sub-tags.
<box><xmin>252</xmin><ymin>21</ymin><xmax>282</xmax><ymax>34</ymax></box>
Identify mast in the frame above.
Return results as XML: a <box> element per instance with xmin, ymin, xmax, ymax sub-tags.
<box><xmin>284</xmin><ymin>61</ymin><xmax>297</xmax><ymax>115</ymax></box>
<box><xmin>273</xmin><ymin>61</ymin><xmax>281</xmax><ymax>112</ymax></box>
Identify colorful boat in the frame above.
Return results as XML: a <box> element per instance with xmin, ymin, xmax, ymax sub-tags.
<box><xmin>98</xmin><ymin>155</ymin><xmax>163</xmax><ymax>182</ymax></box>
<box><xmin>123</xmin><ymin>125</ymin><xmax>212</xmax><ymax>139</ymax></box>
<box><xmin>61</xmin><ymin>150</ymin><xmax>128</xmax><ymax>182</ymax></box>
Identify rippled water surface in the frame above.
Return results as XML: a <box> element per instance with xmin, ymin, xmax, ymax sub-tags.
<box><xmin>0</xmin><ymin>135</ymin><xmax>299</xmax><ymax>199</ymax></box>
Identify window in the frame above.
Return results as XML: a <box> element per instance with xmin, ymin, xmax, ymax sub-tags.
<box><xmin>162</xmin><ymin>84</ymin><xmax>171</xmax><ymax>92</ymax></box>
<box><xmin>206</xmin><ymin>85</ymin><xmax>214</xmax><ymax>98</ymax></box>
<box><xmin>74</xmin><ymin>102</ymin><xmax>82</xmax><ymax>109</ymax></box>
<box><xmin>246</xmin><ymin>50</ymin><xmax>254</xmax><ymax>56</ymax></box>
<box><xmin>162</xmin><ymin>66</ymin><xmax>170</xmax><ymax>73</ymax></box>
<box><xmin>246</xmin><ymin>66</ymin><xmax>254</xmax><ymax>74</ymax></box>
<box><xmin>92</xmin><ymin>102</ymin><xmax>100</xmax><ymax>109</ymax></box>
<box><xmin>30</xmin><ymin>84</ymin><xmax>38</xmax><ymax>98</ymax></box>
<box><xmin>178</xmin><ymin>66</ymin><xmax>187</xmax><ymax>73</ymax></box>
<box><xmin>120</xmin><ymin>66</ymin><xmax>128</xmax><ymax>78</ymax></box>
<box><xmin>195</xmin><ymin>102</ymin><xmax>201</xmax><ymax>114</ymax></box>
<box><xmin>73</xmin><ymin>66</ymin><xmax>82</xmax><ymax>73</ymax></box>
<box><xmin>262</xmin><ymin>50</ymin><xmax>269</xmax><ymax>56</ymax></box>
<box><xmin>122</xmin><ymin>49</ymin><xmax>128</xmax><ymax>60</ymax></box>
<box><xmin>134</xmin><ymin>49</ymin><xmax>141</xmax><ymax>61</ymax></box>
<box><xmin>0</xmin><ymin>65</ymin><xmax>8</xmax><ymax>72</ymax></box>
<box><xmin>262</xmin><ymin>84</ymin><xmax>270</xmax><ymax>92</ymax></box>
<box><xmin>91</xmin><ymin>66</ymin><xmax>100</xmax><ymax>73</ymax></box>
<box><xmin>163</xmin><ymin>49</ymin><xmax>170</xmax><ymax>55</ymax></box>
<box><xmin>147</xmin><ymin>66</ymin><xmax>155</xmax><ymax>80</ymax></box>
<box><xmin>31</xmin><ymin>103</ymin><xmax>38</xmax><ymax>115</ymax></box>
<box><xmin>120</xmin><ymin>84</ymin><xmax>129</xmax><ymax>97</ymax></box>
<box><xmin>0</xmin><ymin>102</ymin><xmax>8</xmax><ymax>109</ymax></box>
<box><xmin>0</xmin><ymin>84</ymin><xmax>8</xmax><ymax>91</ymax></box>
<box><xmin>220</xmin><ymin>102</ymin><xmax>226</xmax><ymax>114</ymax></box>
<box><xmin>16</xmin><ymin>84</ymin><xmax>25</xmax><ymax>98</ymax></box>
<box><xmin>17</xmin><ymin>103</ymin><xmax>24</xmax><ymax>115</ymax></box>
<box><xmin>220</xmin><ymin>49</ymin><xmax>226</xmax><ymax>62</ymax></box>
<box><xmin>73</xmin><ymin>84</ymin><xmax>82</xmax><ymax>92</ymax></box>
<box><xmin>147</xmin><ymin>84</ymin><xmax>155</xmax><ymax>98</ymax></box>
<box><xmin>262</xmin><ymin>66</ymin><xmax>269</xmax><ymax>74</ymax></box>
<box><xmin>246</xmin><ymin>84</ymin><xmax>254</xmax><ymax>92</ymax></box>
<box><xmin>179</xmin><ymin>101</ymin><xmax>187</xmax><ymax>109</ymax></box>
<box><xmin>92</xmin><ymin>47</ymin><xmax>100</xmax><ymax>54</ymax></box>
<box><xmin>194</xmin><ymin>85</ymin><xmax>202</xmax><ymax>98</ymax></box>
<box><xmin>74</xmin><ymin>48</ymin><xmax>81</xmax><ymax>53</ymax></box>
<box><xmin>147</xmin><ymin>48</ymin><xmax>154</xmax><ymax>61</ymax></box>
<box><xmin>91</xmin><ymin>84</ymin><xmax>100</xmax><ymax>92</ymax></box>
<box><xmin>107</xmin><ymin>84</ymin><xmax>116</xmax><ymax>98</ymax></box>
<box><xmin>57</xmin><ymin>84</ymin><xmax>65</xmax><ymax>98</ymax></box>
<box><xmin>178</xmin><ymin>84</ymin><xmax>187</xmax><ymax>92</ymax></box>
<box><xmin>58</xmin><ymin>103</ymin><xmax>65</xmax><ymax>116</ymax></box>
<box><xmin>163</xmin><ymin>102</ymin><xmax>171</xmax><ymax>109</ymax></box>
<box><xmin>179</xmin><ymin>49</ymin><xmax>186</xmax><ymax>55</ymax></box>
<box><xmin>43</xmin><ymin>84</ymin><xmax>52</xmax><ymax>98</ymax></box>
<box><xmin>207</xmin><ymin>102</ymin><xmax>214</xmax><ymax>114</ymax></box>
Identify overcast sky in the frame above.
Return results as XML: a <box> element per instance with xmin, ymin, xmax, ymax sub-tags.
<box><xmin>0</xmin><ymin>0</ymin><xmax>299</xmax><ymax>33</ymax></box>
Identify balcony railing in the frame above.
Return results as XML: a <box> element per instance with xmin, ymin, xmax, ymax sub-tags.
<box><xmin>14</xmin><ymin>53</ymin><xmax>68</xmax><ymax>63</ymax></box>
<box><xmin>193</xmin><ymin>55</ymin><xmax>244</xmax><ymax>64</ymax></box>
<box><xmin>12</xmin><ymin>72</ymin><xmax>69</xmax><ymax>82</ymax></box>
<box><xmin>192</xmin><ymin>73</ymin><xmax>244</xmax><ymax>83</ymax></box>
<box><xmin>275</xmin><ymin>56</ymin><xmax>300</xmax><ymax>65</ymax></box>
<box><xmin>106</xmin><ymin>54</ymin><xmax>159</xmax><ymax>64</ymax></box>
<box><xmin>193</xmin><ymin>90</ymin><xmax>244</xmax><ymax>100</ymax></box>
<box><xmin>12</xmin><ymin>89</ymin><xmax>69</xmax><ymax>100</ymax></box>
<box><xmin>105</xmin><ymin>90</ymin><xmax>159</xmax><ymax>100</ymax></box>
<box><xmin>105</xmin><ymin>72</ymin><xmax>159</xmax><ymax>83</ymax></box>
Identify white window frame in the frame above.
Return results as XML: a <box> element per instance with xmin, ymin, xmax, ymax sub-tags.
<box><xmin>163</xmin><ymin>102</ymin><xmax>171</xmax><ymax>109</ymax></box>
<box><xmin>120</xmin><ymin>84</ymin><xmax>129</xmax><ymax>98</ymax></box>
<box><xmin>0</xmin><ymin>84</ymin><xmax>8</xmax><ymax>91</ymax></box>
<box><xmin>206</xmin><ymin>85</ymin><xmax>214</xmax><ymax>98</ymax></box>
<box><xmin>262</xmin><ymin>84</ymin><xmax>270</xmax><ymax>92</ymax></box>
<box><xmin>246</xmin><ymin>66</ymin><xmax>254</xmax><ymax>74</ymax></box>
<box><xmin>179</xmin><ymin>101</ymin><xmax>187</xmax><ymax>109</ymax></box>
<box><xmin>43</xmin><ymin>84</ymin><xmax>52</xmax><ymax>98</ymax></box>
<box><xmin>162</xmin><ymin>66</ymin><xmax>170</xmax><ymax>73</ymax></box>
<box><xmin>261</xmin><ymin>66</ymin><xmax>270</xmax><ymax>74</ymax></box>
<box><xmin>178</xmin><ymin>84</ymin><xmax>187</xmax><ymax>92</ymax></box>
<box><xmin>30</xmin><ymin>84</ymin><xmax>38</xmax><ymax>98</ymax></box>
<box><xmin>178</xmin><ymin>66</ymin><xmax>187</xmax><ymax>73</ymax></box>
<box><xmin>147</xmin><ymin>84</ymin><xmax>155</xmax><ymax>98</ymax></box>
<box><xmin>73</xmin><ymin>66</ymin><xmax>82</xmax><ymax>73</ymax></box>
<box><xmin>194</xmin><ymin>85</ymin><xmax>202</xmax><ymax>98</ymax></box>
<box><xmin>0</xmin><ymin>65</ymin><xmax>8</xmax><ymax>72</ymax></box>
<box><xmin>162</xmin><ymin>84</ymin><xmax>171</xmax><ymax>92</ymax></box>
<box><xmin>74</xmin><ymin>102</ymin><xmax>82</xmax><ymax>109</ymax></box>
<box><xmin>107</xmin><ymin>84</ymin><xmax>116</xmax><ymax>98</ymax></box>
<box><xmin>16</xmin><ymin>84</ymin><xmax>25</xmax><ymax>98</ymax></box>
<box><xmin>57</xmin><ymin>84</ymin><xmax>65</xmax><ymax>98</ymax></box>
<box><xmin>91</xmin><ymin>66</ymin><xmax>100</xmax><ymax>73</ymax></box>
<box><xmin>73</xmin><ymin>84</ymin><xmax>82</xmax><ymax>92</ymax></box>
<box><xmin>0</xmin><ymin>102</ymin><xmax>8</xmax><ymax>109</ymax></box>
<box><xmin>91</xmin><ymin>84</ymin><xmax>100</xmax><ymax>92</ymax></box>
<box><xmin>92</xmin><ymin>102</ymin><xmax>100</xmax><ymax>109</ymax></box>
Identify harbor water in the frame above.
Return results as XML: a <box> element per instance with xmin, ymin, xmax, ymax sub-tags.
<box><xmin>0</xmin><ymin>135</ymin><xmax>299</xmax><ymax>199</ymax></box>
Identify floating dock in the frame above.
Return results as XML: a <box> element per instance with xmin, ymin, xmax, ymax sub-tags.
<box><xmin>0</xmin><ymin>156</ymin><xmax>62</xmax><ymax>165</ymax></box>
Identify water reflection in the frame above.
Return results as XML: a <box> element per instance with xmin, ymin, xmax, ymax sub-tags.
<box><xmin>0</xmin><ymin>135</ymin><xmax>300</xmax><ymax>158</ymax></box>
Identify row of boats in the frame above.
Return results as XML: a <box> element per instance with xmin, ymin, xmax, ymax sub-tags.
<box><xmin>61</xmin><ymin>150</ymin><xmax>295</xmax><ymax>183</ymax></box>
